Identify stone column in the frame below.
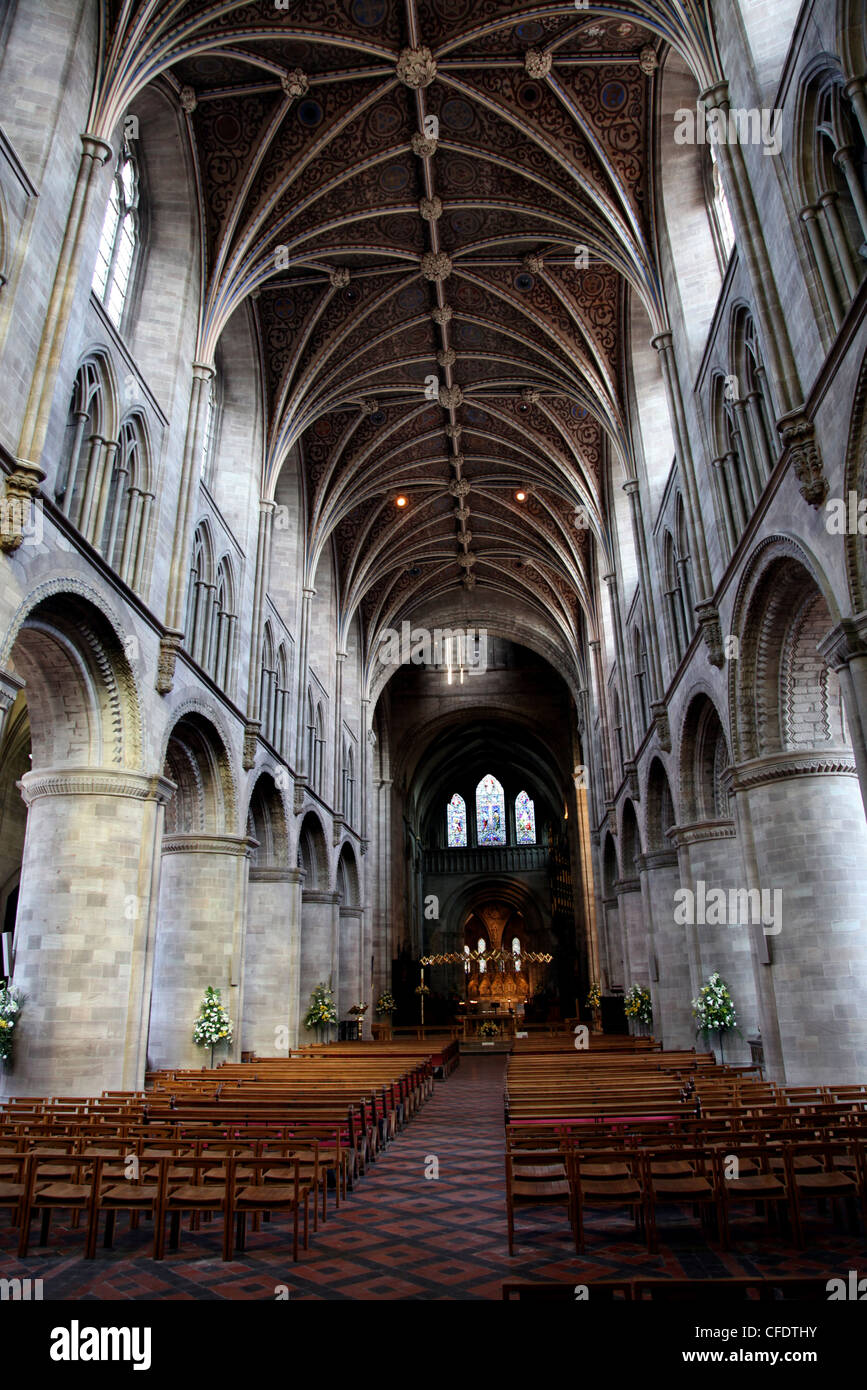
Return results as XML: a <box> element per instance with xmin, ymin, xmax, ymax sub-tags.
<box><xmin>299</xmin><ymin>889</ymin><xmax>339</xmax><ymax>1025</ymax></box>
<box><xmin>603</xmin><ymin>571</ymin><xmax>636</xmax><ymax>752</ymax></box>
<box><xmin>0</xmin><ymin>669</ymin><xmax>25</xmax><ymax>744</ymax></box>
<box><xmin>372</xmin><ymin>776</ymin><xmax>392</xmax><ymax>1001</ymax></box>
<box><xmin>638</xmin><ymin>848</ymin><xmax>694</xmax><ymax>1048</ymax></box>
<box><xmin>293</xmin><ymin>587</ymin><xmax>315</xmax><ymax>774</ymax></box>
<box><xmin>243</xmin><ymin>499</ymin><xmax>276</xmax><ymax>768</ymax></box>
<box><xmin>148</xmin><ymin>833</ymin><xmax>255</xmax><ymax>1071</ymax></box>
<box><xmin>3</xmin><ymin>767</ymin><xmax>173</xmax><ymax>1096</ymax></box>
<box><xmin>17</xmin><ymin>135</ymin><xmax>113</xmax><ymax>472</ymax></box>
<box><xmin>243</xmin><ymin>865</ymin><xmax>298</xmax><ymax>1059</ymax></box>
<box><xmin>157</xmin><ymin>362</ymin><xmax>215</xmax><ymax>693</ymax></box>
<box><xmin>338</xmin><ymin>906</ymin><xmax>363</xmax><ymax>1020</ymax></box>
<box><xmin>730</xmin><ymin>755</ymin><xmax>867</xmax><ymax>1083</ymax></box>
<box><xmin>819</xmin><ymin>615</ymin><xmax>867</xmax><ymax>818</ymax></box>
<box><xmin>669</xmin><ymin>821</ymin><xmax>759</xmax><ymax>1063</ymax></box>
<box><xmin>615</xmin><ymin>876</ymin><xmax>645</xmax><ymax>993</ymax></box>
<box><xmin>623</xmin><ymin>479</ymin><xmax>663</xmax><ymax>700</ymax></box>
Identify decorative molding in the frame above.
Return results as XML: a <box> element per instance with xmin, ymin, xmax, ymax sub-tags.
<box><xmin>668</xmin><ymin>820</ymin><xmax>736</xmax><ymax>848</ymax></box>
<box><xmin>637</xmin><ymin>848</ymin><xmax>678</xmax><ymax>872</ymax></box>
<box><xmin>19</xmin><ymin>767</ymin><xmax>176</xmax><ymax>806</ymax></box>
<box><xmin>156</xmin><ymin>631</ymin><xmax>183</xmax><ymax>694</ymax></box>
<box><xmin>301</xmin><ymin>889</ymin><xmax>339</xmax><ymax>904</ymax></box>
<box><xmin>730</xmin><ymin>752</ymin><xmax>857</xmax><ymax>792</ymax></box>
<box><xmin>817</xmin><ymin>615</ymin><xmax>867</xmax><ymax>670</ymax></box>
<box><xmin>651</xmin><ymin>701</ymin><xmax>671</xmax><ymax>753</ymax></box>
<box><xmin>249</xmin><ymin>866</ymin><xmax>299</xmax><ymax>883</ymax></box>
<box><xmin>777</xmin><ymin>409</ymin><xmax>828</xmax><ymax>507</ymax></box>
<box><xmin>0</xmin><ymin>460</ymin><xmax>44</xmax><ymax>552</ymax></box>
<box><xmin>696</xmin><ymin>601</ymin><xmax>725</xmax><ymax>668</ymax></box>
<box><xmin>162</xmin><ymin>834</ymin><xmax>256</xmax><ymax>856</ymax></box>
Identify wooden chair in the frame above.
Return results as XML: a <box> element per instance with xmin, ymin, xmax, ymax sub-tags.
<box><xmin>640</xmin><ymin>1147</ymin><xmax>718</xmax><ymax>1252</ymax></box>
<box><xmin>88</xmin><ymin>1152</ymin><xmax>161</xmax><ymax>1257</ymax></box>
<box><xmin>17</xmin><ymin>1153</ymin><xmax>96</xmax><ymax>1257</ymax></box>
<box><xmin>784</xmin><ymin>1141</ymin><xmax>864</xmax><ymax>1247</ymax></box>
<box><xmin>154</xmin><ymin>1154</ymin><xmax>232</xmax><ymax>1261</ymax></box>
<box><xmin>505</xmin><ymin>1141</ymin><xmax>573</xmax><ymax>1255</ymax></box>
<box><xmin>712</xmin><ymin>1144</ymin><xmax>793</xmax><ymax>1249</ymax></box>
<box><xmin>564</xmin><ymin>1147</ymin><xmax>649</xmax><ymax>1255</ymax></box>
<box><xmin>225</xmin><ymin>1155</ymin><xmax>310</xmax><ymax>1262</ymax></box>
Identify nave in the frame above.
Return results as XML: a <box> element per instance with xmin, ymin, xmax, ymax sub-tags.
<box><xmin>0</xmin><ymin>1046</ymin><xmax>864</xmax><ymax>1302</ymax></box>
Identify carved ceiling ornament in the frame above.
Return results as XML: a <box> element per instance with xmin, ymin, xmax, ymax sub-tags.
<box><xmin>281</xmin><ymin>69</ymin><xmax>309</xmax><ymax>99</ymax></box>
<box><xmin>439</xmin><ymin>384</ymin><xmax>463</xmax><ymax>408</ymax></box>
<box><xmin>329</xmin><ymin>267</ymin><xmax>350</xmax><ymax>289</ymax></box>
<box><xmin>397</xmin><ymin>46</ymin><xmax>437</xmax><ymax>89</ymax></box>
<box><xmin>420</xmin><ymin>196</ymin><xmax>443</xmax><ymax>221</ymax></box>
<box><xmin>432</xmin><ymin>305</ymin><xmax>453</xmax><ymax>325</ymax></box>
<box><xmin>437</xmin><ymin>347</ymin><xmax>456</xmax><ymax>367</ymax></box>
<box><xmin>524</xmin><ymin>49</ymin><xmax>553</xmax><ymax>79</ymax></box>
<box><xmin>412</xmin><ymin>132</ymin><xmax>438</xmax><ymax>158</ymax></box>
<box><xmin>178</xmin><ymin>85</ymin><xmax>197</xmax><ymax>114</ymax></box>
<box><xmin>420</xmin><ymin>251</ymin><xmax>452</xmax><ymax>281</ymax></box>
<box><xmin>449</xmin><ymin>478</ymin><xmax>471</xmax><ymax>498</ymax></box>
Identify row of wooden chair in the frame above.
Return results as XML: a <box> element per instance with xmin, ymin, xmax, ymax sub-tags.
<box><xmin>3</xmin><ymin>1150</ymin><xmax>313</xmax><ymax>1262</ymax></box>
<box><xmin>505</xmin><ymin>1135</ymin><xmax>867</xmax><ymax>1255</ymax></box>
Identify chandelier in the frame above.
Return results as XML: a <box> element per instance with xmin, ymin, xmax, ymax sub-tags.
<box><xmin>420</xmin><ymin>948</ymin><xmax>553</xmax><ymax>966</ymax></box>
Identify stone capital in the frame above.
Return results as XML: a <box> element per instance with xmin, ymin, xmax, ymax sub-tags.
<box><xmin>730</xmin><ymin>752</ymin><xmax>857</xmax><ymax>793</ymax></box>
<box><xmin>162</xmin><ymin>834</ymin><xmax>258</xmax><ymax>857</ymax></box>
<box><xmin>651</xmin><ymin>701</ymin><xmax>672</xmax><ymax>753</ymax></box>
<box><xmin>0</xmin><ymin>460</ymin><xmax>45</xmax><ymax>553</ymax></box>
<box><xmin>19</xmin><ymin>766</ymin><xmax>176</xmax><ymax>806</ymax></box>
<box><xmin>156</xmin><ymin>631</ymin><xmax>184</xmax><ymax>695</ymax></box>
<box><xmin>668</xmin><ymin>819</ymin><xmax>736</xmax><ymax>848</ymax></box>
<box><xmin>242</xmin><ymin>721</ymin><xmax>261</xmax><ymax>771</ymax></box>
<box><xmin>817</xmin><ymin>616</ymin><xmax>867</xmax><ymax>670</ymax></box>
<box><xmin>696</xmin><ymin>601</ymin><xmax>725</xmax><ymax>668</ymax></box>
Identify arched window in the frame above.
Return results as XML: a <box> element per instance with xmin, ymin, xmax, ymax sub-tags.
<box><xmin>705</xmin><ymin>142</ymin><xmax>736</xmax><ymax>269</ymax></box>
<box><xmin>200</xmin><ymin>369</ymin><xmax>221</xmax><ymax>485</ymax></box>
<box><xmin>710</xmin><ymin>373</ymin><xmax>751</xmax><ymax>559</ymax></box>
<box><xmin>185</xmin><ymin>521</ymin><xmax>214</xmax><ymax>666</ymax></box>
<box><xmin>447</xmin><ymin>793</ymin><xmax>467</xmax><ymax>847</ymax></box>
<box><xmin>515</xmin><ymin>790</ymin><xmax>536</xmax><ymax>845</ymax></box>
<box><xmin>798</xmin><ymin>72</ymin><xmax>867</xmax><ymax>333</ymax></box>
<box><xmin>211</xmin><ymin>557</ymin><xmax>236</xmax><ymax>692</ymax></box>
<box><xmin>342</xmin><ymin>742</ymin><xmax>355</xmax><ymax>823</ymax></box>
<box><xmin>663</xmin><ymin>529</ymin><xmax>685</xmax><ymax>664</ymax></box>
<box><xmin>612</xmin><ymin>686</ymin><xmax>625</xmax><ymax>778</ymax></box>
<box><xmin>464</xmin><ymin>943</ymin><xmax>471</xmax><ymax>973</ymax></box>
<box><xmin>92</xmin><ymin>142</ymin><xmax>140</xmax><ymax>330</ymax></box>
<box><xmin>476</xmin><ymin>774</ymin><xmax>506</xmax><ymax>846</ymax></box>
<box><xmin>306</xmin><ymin>701</ymin><xmax>325</xmax><ymax>795</ymax></box>
<box><xmin>58</xmin><ymin>360</ymin><xmax>107</xmax><ymax>531</ymax></box>
<box><xmin>632</xmin><ymin>626</ymin><xmax>650</xmax><ymax>733</ymax></box>
<box><xmin>478</xmin><ymin>937</ymin><xmax>487</xmax><ymax>973</ymax></box>
<box><xmin>102</xmin><ymin>415</ymin><xmax>152</xmax><ymax>589</ymax></box>
<box><xmin>512</xmin><ymin>935</ymin><xmax>522</xmax><ymax>971</ymax></box>
<box><xmin>274</xmin><ymin>643</ymin><xmax>290</xmax><ymax>758</ymax></box>
<box><xmin>260</xmin><ymin>623</ymin><xmax>276</xmax><ymax>744</ymax></box>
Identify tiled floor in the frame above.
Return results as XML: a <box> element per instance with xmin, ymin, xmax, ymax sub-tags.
<box><xmin>1</xmin><ymin>1056</ymin><xmax>864</xmax><ymax>1300</ymax></box>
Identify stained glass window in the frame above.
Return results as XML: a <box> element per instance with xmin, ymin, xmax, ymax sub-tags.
<box><xmin>478</xmin><ymin>937</ymin><xmax>487</xmax><ymax>973</ymax></box>
<box><xmin>447</xmin><ymin>792</ymin><xmax>467</xmax><ymax>847</ymax></box>
<box><xmin>513</xmin><ymin>936</ymin><xmax>522</xmax><ymax>971</ymax></box>
<box><xmin>515</xmin><ymin>790</ymin><xmax>536</xmax><ymax>845</ymax></box>
<box><xmin>476</xmin><ymin>774</ymin><xmax>506</xmax><ymax>845</ymax></box>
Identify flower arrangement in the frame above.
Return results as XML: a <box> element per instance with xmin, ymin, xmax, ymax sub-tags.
<box><xmin>477</xmin><ymin>1020</ymin><xmax>499</xmax><ymax>1039</ymax></box>
<box><xmin>375</xmin><ymin>991</ymin><xmax>396</xmax><ymax>1016</ymax></box>
<box><xmin>623</xmin><ymin>983</ymin><xmax>653</xmax><ymax>1026</ymax></box>
<box><xmin>304</xmin><ymin>982</ymin><xmax>338</xmax><ymax>1031</ymax></box>
<box><xmin>586</xmin><ymin>982</ymin><xmax>602</xmax><ymax>1010</ymax></box>
<box><xmin>414</xmin><ymin>983</ymin><xmax>431</xmax><ymax>996</ymax></box>
<box><xmin>0</xmin><ymin>986</ymin><xmax>22</xmax><ymax>1065</ymax></box>
<box><xmin>193</xmin><ymin>986</ymin><xmax>233</xmax><ymax>1052</ymax></box>
<box><xmin>692</xmin><ymin>972</ymin><xmax>739</xmax><ymax>1037</ymax></box>
<box><xmin>349</xmin><ymin>1002</ymin><xmax>368</xmax><ymax>1017</ymax></box>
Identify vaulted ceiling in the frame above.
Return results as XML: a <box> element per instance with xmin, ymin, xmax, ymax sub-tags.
<box><xmin>96</xmin><ymin>2</ymin><xmax>719</xmax><ymax>660</ymax></box>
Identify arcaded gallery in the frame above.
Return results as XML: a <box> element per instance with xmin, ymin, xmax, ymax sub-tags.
<box><xmin>0</xmin><ymin>0</ymin><xmax>865</xmax><ymax>1338</ymax></box>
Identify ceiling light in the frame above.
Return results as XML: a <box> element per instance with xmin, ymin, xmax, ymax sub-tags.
<box><xmin>515</xmin><ymin>490</ymin><xmax>527</xmax><ymax>502</ymax></box>
<box><xmin>396</xmin><ymin>495</ymin><xmax>408</xmax><ymax>508</ymax></box>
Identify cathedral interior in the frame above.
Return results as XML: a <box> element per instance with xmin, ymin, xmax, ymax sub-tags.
<box><xmin>0</xmin><ymin>0</ymin><xmax>866</xmax><ymax>1317</ymax></box>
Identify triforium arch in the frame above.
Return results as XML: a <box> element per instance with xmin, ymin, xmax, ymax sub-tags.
<box><xmin>677</xmin><ymin>691</ymin><xmax>733</xmax><ymax>826</ymax></box>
